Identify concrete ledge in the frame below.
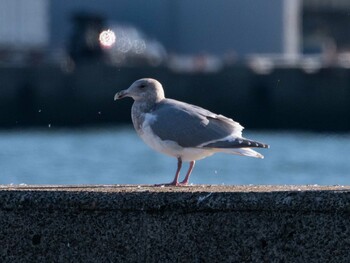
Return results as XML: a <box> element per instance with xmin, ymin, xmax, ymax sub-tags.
<box><xmin>0</xmin><ymin>185</ymin><xmax>349</xmax><ymax>262</ymax></box>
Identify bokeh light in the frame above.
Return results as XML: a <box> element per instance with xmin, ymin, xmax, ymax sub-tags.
<box><xmin>99</xmin><ymin>29</ymin><xmax>116</xmax><ymax>48</ymax></box>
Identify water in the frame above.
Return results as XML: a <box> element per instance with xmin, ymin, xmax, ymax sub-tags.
<box><xmin>0</xmin><ymin>126</ymin><xmax>349</xmax><ymax>186</ymax></box>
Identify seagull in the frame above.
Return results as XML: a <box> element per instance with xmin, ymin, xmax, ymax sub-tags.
<box><xmin>114</xmin><ymin>78</ymin><xmax>269</xmax><ymax>186</ymax></box>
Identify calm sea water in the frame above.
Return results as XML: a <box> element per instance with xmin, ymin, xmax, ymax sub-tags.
<box><xmin>0</xmin><ymin>126</ymin><xmax>349</xmax><ymax>186</ymax></box>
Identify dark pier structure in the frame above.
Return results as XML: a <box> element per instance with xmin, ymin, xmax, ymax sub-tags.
<box><xmin>1</xmin><ymin>63</ymin><xmax>350</xmax><ymax>131</ymax></box>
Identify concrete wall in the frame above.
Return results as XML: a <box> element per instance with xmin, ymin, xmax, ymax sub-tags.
<box><xmin>0</xmin><ymin>185</ymin><xmax>349</xmax><ymax>262</ymax></box>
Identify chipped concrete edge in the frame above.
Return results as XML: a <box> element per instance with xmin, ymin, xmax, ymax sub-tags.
<box><xmin>0</xmin><ymin>185</ymin><xmax>349</xmax><ymax>213</ymax></box>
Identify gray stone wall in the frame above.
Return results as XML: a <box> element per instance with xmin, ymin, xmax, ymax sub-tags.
<box><xmin>0</xmin><ymin>185</ymin><xmax>349</xmax><ymax>262</ymax></box>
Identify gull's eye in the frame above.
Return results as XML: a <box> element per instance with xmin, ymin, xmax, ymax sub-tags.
<box><xmin>139</xmin><ymin>84</ymin><xmax>146</xmax><ymax>89</ymax></box>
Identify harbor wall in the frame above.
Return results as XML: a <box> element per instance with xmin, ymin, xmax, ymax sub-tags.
<box><xmin>1</xmin><ymin>64</ymin><xmax>350</xmax><ymax>130</ymax></box>
<box><xmin>0</xmin><ymin>185</ymin><xmax>349</xmax><ymax>262</ymax></box>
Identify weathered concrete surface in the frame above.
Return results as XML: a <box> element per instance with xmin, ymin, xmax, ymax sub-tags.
<box><xmin>0</xmin><ymin>185</ymin><xmax>349</xmax><ymax>262</ymax></box>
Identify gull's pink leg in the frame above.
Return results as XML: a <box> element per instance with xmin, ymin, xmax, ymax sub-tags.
<box><xmin>179</xmin><ymin>161</ymin><xmax>195</xmax><ymax>185</ymax></box>
<box><xmin>155</xmin><ymin>158</ymin><xmax>182</xmax><ymax>186</ymax></box>
<box><xmin>170</xmin><ymin>158</ymin><xmax>182</xmax><ymax>185</ymax></box>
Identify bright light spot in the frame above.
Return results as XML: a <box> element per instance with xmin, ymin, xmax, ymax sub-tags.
<box><xmin>99</xmin><ymin>29</ymin><xmax>116</xmax><ymax>48</ymax></box>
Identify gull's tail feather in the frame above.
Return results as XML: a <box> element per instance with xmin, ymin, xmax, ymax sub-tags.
<box><xmin>216</xmin><ymin>148</ymin><xmax>264</xmax><ymax>159</ymax></box>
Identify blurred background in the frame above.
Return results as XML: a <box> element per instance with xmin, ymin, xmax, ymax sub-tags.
<box><xmin>1</xmin><ymin>0</ymin><xmax>350</xmax><ymax>185</ymax></box>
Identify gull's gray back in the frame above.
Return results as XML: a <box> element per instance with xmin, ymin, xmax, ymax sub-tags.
<box><xmin>149</xmin><ymin>99</ymin><xmax>243</xmax><ymax>148</ymax></box>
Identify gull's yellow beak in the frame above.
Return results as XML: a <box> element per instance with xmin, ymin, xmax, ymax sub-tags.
<box><xmin>114</xmin><ymin>90</ymin><xmax>128</xmax><ymax>100</ymax></box>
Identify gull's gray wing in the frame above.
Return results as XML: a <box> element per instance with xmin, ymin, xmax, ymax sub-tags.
<box><xmin>148</xmin><ymin>99</ymin><xmax>244</xmax><ymax>148</ymax></box>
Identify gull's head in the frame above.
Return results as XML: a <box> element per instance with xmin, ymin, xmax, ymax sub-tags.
<box><xmin>114</xmin><ymin>78</ymin><xmax>165</xmax><ymax>103</ymax></box>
